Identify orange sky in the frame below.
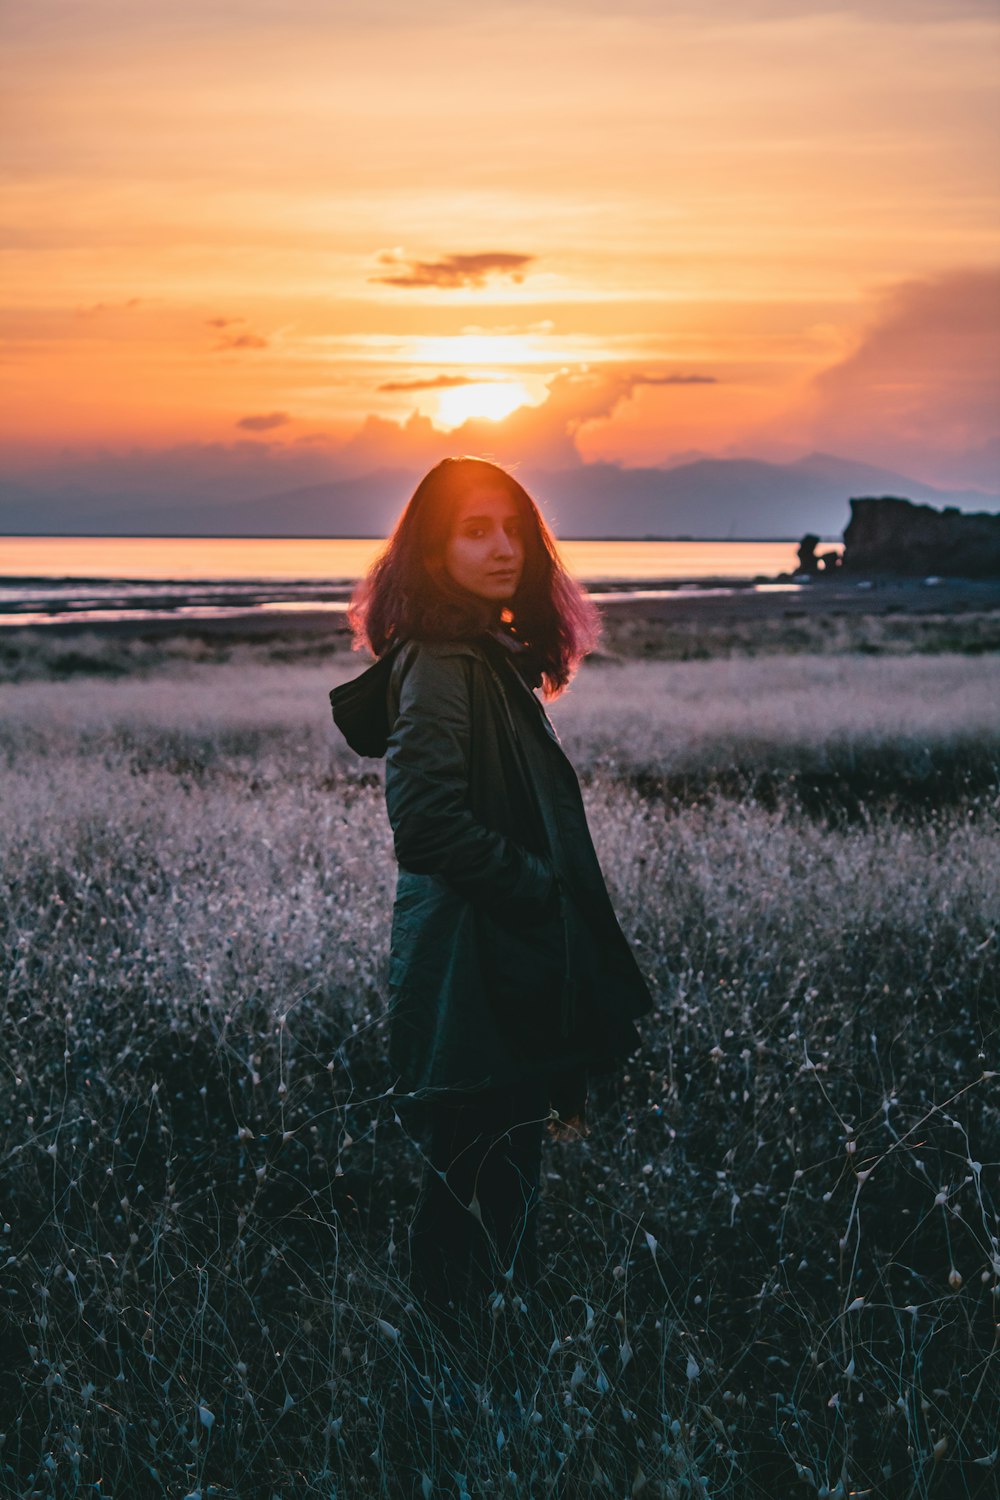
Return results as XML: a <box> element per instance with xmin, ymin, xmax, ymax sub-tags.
<box><xmin>2</xmin><ymin>0</ymin><xmax>999</xmax><ymax>493</ymax></box>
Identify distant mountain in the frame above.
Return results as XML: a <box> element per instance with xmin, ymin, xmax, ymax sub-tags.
<box><xmin>522</xmin><ymin>456</ymin><xmax>999</xmax><ymax>539</ymax></box>
<box><xmin>0</xmin><ymin>477</ymin><xmax>158</xmax><ymax>533</ymax></box>
<box><xmin>101</xmin><ymin>469</ymin><xmax>416</xmax><ymax>539</ymax></box>
<box><xmin>786</xmin><ymin>451</ymin><xmax>999</xmax><ymax>510</ymax></box>
<box><xmin>0</xmin><ymin>469</ymin><xmax>416</xmax><ymax>539</ymax></box>
<box><xmin>2</xmin><ymin>454</ymin><xmax>996</xmax><ymax>539</ymax></box>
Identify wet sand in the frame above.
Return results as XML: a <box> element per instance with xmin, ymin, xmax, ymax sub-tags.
<box><xmin>2</xmin><ymin>575</ymin><xmax>999</xmax><ymax>679</ymax></box>
<box><xmin>3</xmin><ymin>575</ymin><xmax>998</xmax><ymax>637</ymax></box>
<box><xmin>599</xmin><ymin>574</ymin><xmax>1000</xmax><ymax>623</ymax></box>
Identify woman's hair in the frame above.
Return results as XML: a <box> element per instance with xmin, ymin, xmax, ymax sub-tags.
<box><xmin>347</xmin><ymin>456</ymin><xmax>600</xmax><ymax>698</ymax></box>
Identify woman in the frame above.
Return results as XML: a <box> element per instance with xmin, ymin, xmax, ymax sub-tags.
<box><xmin>330</xmin><ymin>456</ymin><xmax>652</xmax><ymax>1379</ymax></box>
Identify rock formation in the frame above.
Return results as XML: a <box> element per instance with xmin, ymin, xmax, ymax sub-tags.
<box><xmin>796</xmin><ymin>534</ymin><xmax>820</xmax><ymax>575</ymax></box>
<box><xmin>794</xmin><ymin>534</ymin><xmax>841</xmax><ymax>577</ymax></box>
<box><xmin>840</xmin><ymin>496</ymin><xmax>1000</xmax><ymax>577</ymax></box>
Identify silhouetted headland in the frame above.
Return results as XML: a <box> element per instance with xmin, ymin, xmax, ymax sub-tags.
<box><xmin>796</xmin><ymin>495</ymin><xmax>1000</xmax><ymax>579</ymax></box>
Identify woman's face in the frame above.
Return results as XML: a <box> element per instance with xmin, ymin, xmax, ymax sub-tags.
<box><xmin>441</xmin><ymin>486</ymin><xmax>525</xmax><ymax>602</ymax></box>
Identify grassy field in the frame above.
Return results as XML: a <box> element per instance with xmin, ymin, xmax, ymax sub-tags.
<box><xmin>1</xmin><ymin>649</ymin><xmax>997</xmax><ymax>1498</ymax></box>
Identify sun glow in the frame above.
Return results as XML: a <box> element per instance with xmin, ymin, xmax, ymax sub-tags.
<box><xmin>436</xmin><ymin>381</ymin><xmax>532</xmax><ymax>429</ymax></box>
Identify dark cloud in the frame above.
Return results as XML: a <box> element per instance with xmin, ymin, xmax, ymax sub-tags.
<box><xmin>206</xmin><ymin>316</ymin><xmax>245</xmax><ymax>329</ymax></box>
<box><xmin>212</xmin><ymin>330</ymin><xmax>269</xmax><ymax>351</ymax></box>
<box><xmin>632</xmin><ymin>373</ymin><xmax>717</xmax><ymax>386</ymax></box>
<box><xmin>372</xmin><ymin>250</ymin><xmax>535</xmax><ymax>290</ymax></box>
<box><xmin>237</xmin><ymin>411</ymin><xmax>291</xmax><ymax>431</ymax></box>
<box><xmin>377</xmin><ymin>374</ymin><xmax>503</xmax><ymax>392</ymax></box>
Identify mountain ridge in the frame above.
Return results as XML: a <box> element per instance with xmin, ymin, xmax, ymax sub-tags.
<box><xmin>2</xmin><ymin>454</ymin><xmax>996</xmax><ymax>538</ymax></box>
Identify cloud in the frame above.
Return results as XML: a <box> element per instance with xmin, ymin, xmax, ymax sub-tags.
<box><xmin>3</xmin><ymin>362</ymin><xmax>722</xmax><ymax>511</ymax></box>
<box><xmin>523</xmin><ymin>0</ymin><xmax>996</xmax><ymax>14</ymax></box>
<box><xmin>74</xmin><ymin>298</ymin><xmax>142</xmax><ymax>318</ymax></box>
<box><xmin>212</xmin><ymin>329</ymin><xmax>269</xmax><ymax>351</ymax></box>
<box><xmin>237</xmin><ymin>411</ymin><xmax>291</xmax><ymax>431</ymax></box>
<box><xmin>461</xmin><ymin>320</ymin><xmax>555</xmax><ymax>336</ymax></box>
<box><xmin>495</xmin><ymin>367</ymin><xmax>718</xmax><ymax>465</ymax></box>
<box><xmin>207</xmin><ymin>314</ymin><xmax>269</xmax><ymax>351</ymax></box>
<box><xmin>791</xmin><ymin>266</ymin><xmax>1000</xmax><ymax>490</ymax></box>
<box><xmin>633</xmin><ymin>373</ymin><xmax>717</xmax><ymax>386</ymax></box>
<box><xmin>335</xmin><ymin>364</ymin><xmax>720</xmax><ymax>473</ymax></box>
<box><xmin>377</xmin><ymin>374</ymin><xmax>504</xmax><ymax>392</ymax></box>
<box><xmin>371</xmin><ymin>249</ymin><xmax>535</xmax><ymax>290</ymax></box>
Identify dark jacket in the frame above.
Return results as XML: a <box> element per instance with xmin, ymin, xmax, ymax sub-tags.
<box><xmin>330</xmin><ymin>631</ymin><xmax>653</xmax><ymax>1097</ymax></box>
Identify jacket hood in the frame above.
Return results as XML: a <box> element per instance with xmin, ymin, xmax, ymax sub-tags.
<box><xmin>329</xmin><ymin>641</ymin><xmax>405</xmax><ymax>758</ymax></box>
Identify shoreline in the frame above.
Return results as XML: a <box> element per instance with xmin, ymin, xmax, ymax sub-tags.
<box><xmin>0</xmin><ymin>576</ymin><xmax>785</xmax><ymax>631</ymax></box>
<box><xmin>0</xmin><ymin>532</ymin><xmax>821</xmax><ymax>543</ymax></box>
<box><xmin>1</xmin><ymin>575</ymin><xmax>998</xmax><ymax>644</ymax></box>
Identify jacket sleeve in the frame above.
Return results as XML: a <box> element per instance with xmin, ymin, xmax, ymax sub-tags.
<box><xmin>385</xmin><ymin>644</ymin><xmax>557</xmax><ymax>917</ymax></box>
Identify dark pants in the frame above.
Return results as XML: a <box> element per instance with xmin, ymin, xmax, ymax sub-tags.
<box><xmin>407</xmin><ymin>1079</ymin><xmax>550</xmax><ymax>1355</ymax></box>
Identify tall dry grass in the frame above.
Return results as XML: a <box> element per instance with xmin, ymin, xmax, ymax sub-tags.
<box><xmin>4</xmin><ymin>651</ymin><xmax>999</xmax><ymax>804</ymax></box>
<box><xmin>1</xmin><ymin>654</ymin><xmax>997</xmax><ymax>1498</ymax></box>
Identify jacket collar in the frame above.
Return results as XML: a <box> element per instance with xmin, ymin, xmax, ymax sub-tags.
<box><xmin>328</xmin><ymin>631</ymin><xmax>553</xmax><ymax>759</ymax></box>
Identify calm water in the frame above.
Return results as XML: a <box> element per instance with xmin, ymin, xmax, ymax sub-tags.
<box><xmin>0</xmin><ymin>536</ymin><xmax>817</xmax><ymax>626</ymax></box>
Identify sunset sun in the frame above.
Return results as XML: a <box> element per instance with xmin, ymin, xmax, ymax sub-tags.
<box><xmin>435</xmin><ymin>381</ymin><xmax>532</xmax><ymax>429</ymax></box>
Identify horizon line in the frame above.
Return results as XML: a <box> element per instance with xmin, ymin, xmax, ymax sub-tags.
<box><xmin>0</xmin><ymin>531</ymin><xmax>826</xmax><ymax>544</ymax></box>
